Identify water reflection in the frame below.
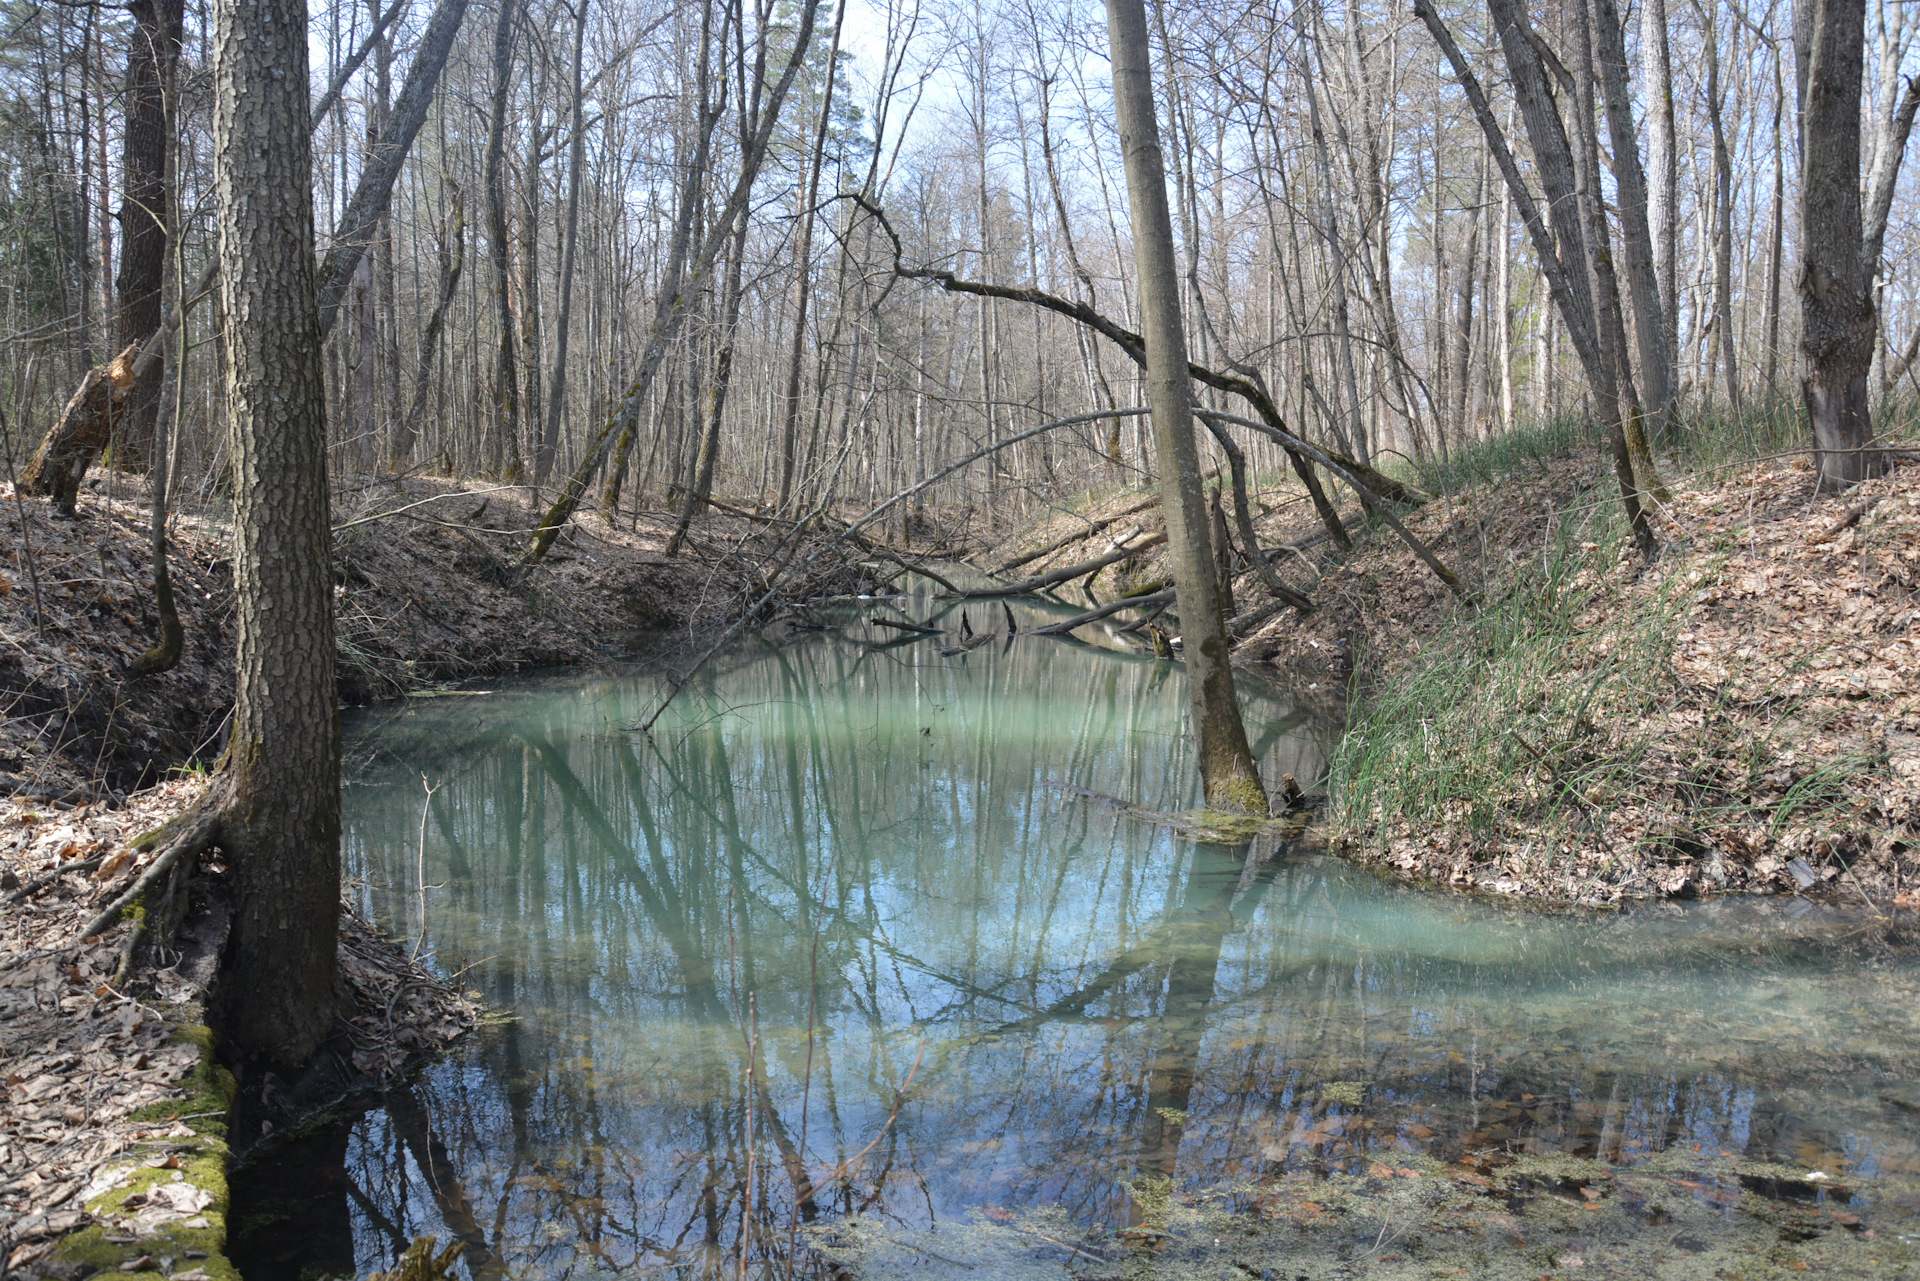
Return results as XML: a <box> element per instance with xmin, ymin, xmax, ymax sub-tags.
<box><xmin>233</xmin><ymin>602</ymin><xmax>1920</xmax><ymax>1279</ymax></box>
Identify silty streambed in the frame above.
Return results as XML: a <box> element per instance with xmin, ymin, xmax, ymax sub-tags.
<box><xmin>229</xmin><ymin>591</ymin><xmax>1920</xmax><ymax>1279</ymax></box>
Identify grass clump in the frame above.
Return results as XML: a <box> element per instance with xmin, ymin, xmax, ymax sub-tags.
<box><xmin>1316</xmin><ymin>394</ymin><xmax>1917</xmax><ymax>902</ymax></box>
<box><xmin>1328</xmin><ymin>491</ymin><xmax>1680</xmax><ymax>887</ymax></box>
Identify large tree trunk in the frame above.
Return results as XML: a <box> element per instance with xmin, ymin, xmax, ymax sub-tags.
<box><xmin>1104</xmin><ymin>0</ymin><xmax>1266</xmax><ymax>817</ymax></box>
<box><xmin>1795</xmin><ymin>0</ymin><xmax>1882</xmax><ymax>489</ymax></box>
<box><xmin>211</xmin><ymin>0</ymin><xmax>341</xmax><ymax>1068</ymax></box>
<box><xmin>112</xmin><ymin>0</ymin><xmax>184</xmax><ymax>468</ymax></box>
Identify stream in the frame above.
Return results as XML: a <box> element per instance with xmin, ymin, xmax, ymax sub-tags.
<box><xmin>229</xmin><ymin>589</ymin><xmax>1920</xmax><ymax>1279</ymax></box>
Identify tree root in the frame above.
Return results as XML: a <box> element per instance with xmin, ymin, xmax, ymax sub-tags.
<box><xmin>81</xmin><ymin>801</ymin><xmax>222</xmax><ymax>940</ymax></box>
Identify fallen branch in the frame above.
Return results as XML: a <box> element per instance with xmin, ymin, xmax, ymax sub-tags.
<box><xmin>993</xmin><ymin>476</ymin><xmax>1218</xmax><ymax>575</ymax></box>
<box><xmin>1197</xmin><ymin>410</ymin><xmax>1467</xmax><ymax>599</ymax></box>
<box><xmin>1028</xmin><ymin>587</ymin><xmax>1176</xmax><ymax>636</ymax></box>
<box><xmin>942</xmin><ymin>532</ymin><xmax>1167</xmax><ymax>598</ymax></box>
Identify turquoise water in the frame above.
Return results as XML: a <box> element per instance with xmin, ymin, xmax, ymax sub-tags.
<box><xmin>230</xmin><ymin>592</ymin><xmax>1920</xmax><ymax>1279</ymax></box>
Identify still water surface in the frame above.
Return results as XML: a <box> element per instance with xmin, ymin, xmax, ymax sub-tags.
<box><xmin>233</xmin><ymin>593</ymin><xmax>1920</xmax><ymax>1278</ymax></box>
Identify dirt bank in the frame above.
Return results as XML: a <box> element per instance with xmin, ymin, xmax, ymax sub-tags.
<box><xmin>1250</xmin><ymin>448</ymin><xmax>1919</xmax><ymax>904</ymax></box>
<box><xmin>0</xmin><ymin>476</ymin><xmax>874</xmax><ymax>803</ymax></box>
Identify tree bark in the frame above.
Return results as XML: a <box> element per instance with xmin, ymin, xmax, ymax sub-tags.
<box><xmin>538</xmin><ymin>0</ymin><xmax>591</xmax><ymax>484</ymax></box>
<box><xmin>211</xmin><ymin>0</ymin><xmax>342</xmax><ymax>1068</ymax></box>
<box><xmin>312</xmin><ymin>0</ymin><xmax>472</xmax><ymax>335</ymax></box>
<box><xmin>1642</xmin><ymin>0</ymin><xmax>1680</xmax><ymax>386</ymax></box>
<box><xmin>1104</xmin><ymin>0</ymin><xmax>1265</xmax><ymax>817</ymax></box>
<box><xmin>483</xmin><ymin>0</ymin><xmax>524</xmax><ymax>480</ymax></box>
<box><xmin>112</xmin><ymin>0</ymin><xmax>185</xmax><ymax>468</ymax></box>
<box><xmin>1593</xmin><ymin>0</ymin><xmax>1675</xmax><ymax>433</ymax></box>
<box><xmin>1795</xmin><ymin>0</ymin><xmax>1883</xmax><ymax>489</ymax></box>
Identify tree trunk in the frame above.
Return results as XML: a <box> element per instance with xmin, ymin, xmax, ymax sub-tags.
<box><xmin>774</xmin><ymin>0</ymin><xmax>846</xmax><ymax>514</ymax></box>
<box><xmin>1103</xmin><ymin>0</ymin><xmax>1266</xmax><ymax>817</ymax></box>
<box><xmin>1701</xmin><ymin>2</ymin><xmax>1738</xmax><ymax>408</ymax></box>
<box><xmin>1795</xmin><ymin>0</ymin><xmax>1883</xmax><ymax>489</ymax></box>
<box><xmin>666</xmin><ymin>212</ymin><xmax>749</xmax><ymax>557</ymax></box>
<box><xmin>1592</xmin><ymin>0</ymin><xmax>1674</xmax><ymax>434</ymax></box>
<box><xmin>483</xmin><ymin>0</ymin><xmax>523</xmax><ymax>480</ymax></box>
<box><xmin>1419</xmin><ymin>0</ymin><xmax>1657</xmax><ymax>558</ymax></box>
<box><xmin>399</xmin><ymin>190</ymin><xmax>464</xmax><ymax>462</ymax></box>
<box><xmin>1642</xmin><ymin>0</ymin><xmax>1679</xmax><ymax>386</ymax></box>
<box><xmin>538</xmin><ymin>0</ymin><xmax>591</xmax><ymax>485</ymax></box>
<box><xmin>112</xmin><ymin>0</ymin><xmax>185</xmax><ymax>468</ymax></box>
<box><xmin>211</xmin><ymin>0</ymin><xmax>342</xmax><ymax>1068</ymax></box>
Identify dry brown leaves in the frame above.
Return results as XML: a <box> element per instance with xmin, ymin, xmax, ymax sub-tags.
<box><xmin>0</xmin><ymin>781</ymin><xmax>217</xmax><ymax>1272</ymax></box>
<box><xmin>0</xmin><ymin>776</ymin><xmax>479</xmax><ymax>1271</ymax></box>
<box><xmin>337</xmin><ymin>906</ymin><xmax>478</xmax><ymax>1081</ymax></box>
<box><xmin>1235</xmin><ymin>453</ymin><xmax>1920</xmax><ymax>905</ymax></box>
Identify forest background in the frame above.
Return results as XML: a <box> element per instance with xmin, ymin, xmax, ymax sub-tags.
<box><xmin>2</xmin><ymin>0</ymin><xmax>1915</xmax><ymax>544</ymax></box>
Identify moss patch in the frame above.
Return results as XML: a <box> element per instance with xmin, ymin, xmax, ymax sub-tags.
<box><xmin>52</xmin><ymin>1021</ymin><xmax>238</xmax><ymax>1280</ymax></box>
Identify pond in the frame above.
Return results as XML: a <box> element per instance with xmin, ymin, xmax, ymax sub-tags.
<box><xmin>230</xmin><ymin>589</ymin><xmax>1920</xmax><ymax>1279</ymax></box>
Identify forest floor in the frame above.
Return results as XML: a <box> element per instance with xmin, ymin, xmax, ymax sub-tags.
<box><xmin>0</xmin><ymin>472</ymin><xmax>873</xmax><ymax>1278</ymax></box>
<box><xmin>986</xmin><ymin>420</ymin><xmax>1920</xmax><ymax>907</ymax></box>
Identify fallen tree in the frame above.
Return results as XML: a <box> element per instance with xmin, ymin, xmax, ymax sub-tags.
<box><xmin>943</xmin><ymin>532</ymin><xmax>1167</xmax><ymax>598</ymax></box>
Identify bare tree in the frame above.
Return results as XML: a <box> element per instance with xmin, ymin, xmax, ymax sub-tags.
<box><xmin>1104</xmin><ymin>0</ymin><xmax>1265</xmax><ymax>816</ymax></box>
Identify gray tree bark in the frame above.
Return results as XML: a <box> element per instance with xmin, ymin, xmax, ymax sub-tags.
<box><xmin>211</xmin><ymin>0</ymin><xmax>342</xmax><ymax>1067</ymax></box>
<box><xmin>483</xmin><ymin>0</ymin><xmax>524</xmax><ymax>479</ymax></box>
<box><xmin>1642</xmin><ymin>0</ymin><xmax>1680</xmax><ymax>384</ymax></box>
<box><xmin>1103</xmin><ymin>0</ymin><xmax>1265</xmax><ymax>816</ymax></box>
<box><xmin>1593</xmin><ymin>0</ymin><xmax>1675</xmax><ymax>433</ymax></box>
<box><xmin>1795</xmin><ymin>0</ymin><xmax>1884</xmax><ymax>488</ymax></box>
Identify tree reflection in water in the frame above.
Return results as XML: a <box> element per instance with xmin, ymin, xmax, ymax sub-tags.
<box><xmin>230</xmin><ymin>607</ymin><xmax>1920</xmax><ymax>1279</ymax></box>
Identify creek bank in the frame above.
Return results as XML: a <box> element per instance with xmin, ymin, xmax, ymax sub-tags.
<box><xmin>0</xmin><ymin>475</ymin><xmax>876</xmax><ymax>804</ymax></box>
<box><xmin>0</xmin><ymin>781</ymin><xmax>479</xmax><ymax>1280</ymax></box>
<box><xmin>978</xmin><ymin>444</ymin><xmax>1919</xmax><ymax>906</ymax></box>
<box><xmin>1246</xmin><ymin>450</ymin><xmax>1920</xmax><ymax>905</ymax></box>
<box><xmin>0</xmin><ymin>476</ymin><xmax>874</xmax><ymax>1278</ymax></box>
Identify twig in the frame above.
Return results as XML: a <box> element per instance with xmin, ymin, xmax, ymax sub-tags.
<box><xmin>331</xmin><ymin>485</ymin><xmax>523</xmax><ymax>534</ymax></box>
<box><xmin>4</xmin><ymin>854</ymin><xmax>105</xmax><ymax>903</ymax></box>
<box><xmin>413</xmin><ymin>776</ymin><xmax>438</xmax><ymax>961</ymax></box>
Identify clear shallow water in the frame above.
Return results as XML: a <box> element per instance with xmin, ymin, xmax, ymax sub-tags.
<box><xmin>230</xmin><ymin>593</ymin><xmax>1920</xmax><ymax>1279</ymax></box>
